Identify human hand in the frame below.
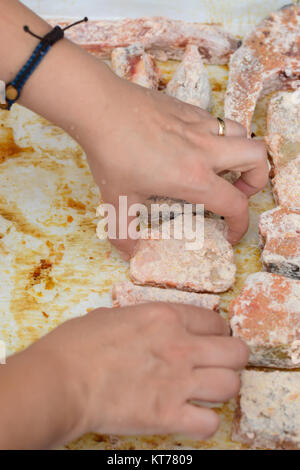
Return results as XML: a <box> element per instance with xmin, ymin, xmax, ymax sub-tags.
<box><xmin>32</xmin><ymin>302</ymin><xmax>249</xmax><ymax>441</ymax></box>
<box><xmin>82</xmin><ymin>73</ymin><xmax>268</xmax><ymax>258</ymax></box>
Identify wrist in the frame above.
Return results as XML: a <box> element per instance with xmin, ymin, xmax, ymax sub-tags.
<box><xmin>26</xmin><ymin>341</ymin><xmax>89</xmax><ymax>446</ymax></box>
<box><xmin>0</xmin><ymin>1</ymin><xmax>116</xmax><ymax>153</ymax></box>
<box><xmin>19</xmin><ymin>37</ymin><xmax>112</xmax><ymax>140</ymax></box>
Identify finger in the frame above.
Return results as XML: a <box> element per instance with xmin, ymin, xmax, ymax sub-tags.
<box><xmin>203</xmin><ymin>175</ymin><xmax>249</xmax><ymax>245</ymax></box>
<box><xmin>186</xmin><ymin>116</ymin><xmax>247</xmax><ymax>138</ymax></box>
<box><xmin>176</xmin><ymin>102</ymin><xmax>246</xmax><ymax>138</ymax></box>
<box><xmin>233</xmin><ymin>152</ymin><xmax>269</xmax><ymax>198</ymax></box>
<box><xmin>209</xmin><ymin>177</ymin><xmax>249</xmax><ymax>244</ymax></box>
<box><xmin>207</xmin><ymin>136</ymin><xmax>268</xmax><ymax>193</ymax></box>
<box><xmin>174</xmin><ymin>404</ymin><xmax>220</xmax><ymax>440</ymax></box>
<box><xmin>170</xmin><ymin>304</ymin><xmax>229</xmax><ymax>336</ymax></box>
<box><xmin>174</xmin><ymin>173</ymin><xmax>249</xmax><ymax>244</ymax></box>
<box><xmin>181</xmin><ymin>133</ymin><xmax>268</xmax><ymax>198</ymax></box>
<box><xmin>233</xmin><ymin>177</ymin><xmax>261</xmax><ymax>198</ymax></box>
<box><xmin>211</xmin><ymin>117</ymin><xmax>247</xmax><ymax>138</ymax></box>
<box><xmin>188</xmin><ymin>368</ymin><xmax>241</xmax><ymax>403</ymax></box>
<box><xmin>187</xmin><ymin>335</ymin><xmax>249</xmax><ymax>370</ymax></box>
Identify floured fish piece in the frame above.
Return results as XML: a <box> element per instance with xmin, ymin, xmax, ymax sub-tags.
<box><xmin>230</xmin><ymin>272</ymin><xmax>300</xmax><ymax>368</ymax></box>
<box><xmin>130</xmin><ymin>216</ymin><xmax>235</xmax><ymax>293</ymax></box>
<box><xmin>112</xmin><ymin>281</ymin><xmax>220</xmax><ymax>310</ymax></box>
<box><xmin>111</xmin><ymin>44</ymin><xmax>159</xmax><ymax>89</ymax></box>
<box><xmin>267</xmin><ymin>88</ymin><xmax>300</xmax><ymax>142</ymax></box>
<box><xmin>232</xmin><ymin>370</ymin><xmax>300</xmax><ymax>450</ymax></box>
<box><xmin>166</xmin><ymin>45</ymin><xmax>212</xmax><ymax>110</ymax></box>
<box><xmin>51</xmin><ymin>16</ymin><xmax>240</xmax><ymax>63</ymax></box>
<box><xmin>225</xmin><ymin>5</ymin><xmax>300</xmax><ymax>136</ymax></box>
<box><xmin>266</xmin><ymin>133</ymin><xmax>300</xmax><ymax>210</ymax></box>
<box><xmin>265</xmin><ymin>89</ymin><xmax>300</xmax><ymax>209</ymax></box>
<box><xmin>259</xmin><ymin>207</ymin><xmax>300</xmax><ymax>279</ymax></box>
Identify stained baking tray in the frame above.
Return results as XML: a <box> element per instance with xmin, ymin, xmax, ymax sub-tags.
<box><xmin>0</xmin><ymin>0</ymin><xmax>294</xmax><ymax>450</ymax></box>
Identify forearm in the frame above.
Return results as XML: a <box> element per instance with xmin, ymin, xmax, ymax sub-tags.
<box><xmin>0</xmin><ymin>0</ymin><xmax>115</xmax><ymax>146</ymax></box>
<box><xmin>0</xmin><ymin>345</ymin><xmax>82</xmax><ymax>449</ymax></box>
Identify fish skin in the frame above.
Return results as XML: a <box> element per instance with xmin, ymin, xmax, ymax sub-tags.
<box><xmin>230</xmin><ymin>272</ymin><xmax>300</xmax><ymax>369</ymax></box>
<box><xmin>265</xmin><ymin>89</ymin><xmax>300</xmax><ymax>210</ymax></box>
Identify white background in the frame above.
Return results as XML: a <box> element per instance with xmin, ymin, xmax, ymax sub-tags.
<box><xmin>22</xmin><ymin>0</ymin><xmax>292</xmax><ymax>35</ymax></box>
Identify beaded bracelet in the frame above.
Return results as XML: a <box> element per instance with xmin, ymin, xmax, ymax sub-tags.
<box><xmin>0</xmin><ymin>17</ymin><xmax>88</xmax><ymax>110</ymax></box>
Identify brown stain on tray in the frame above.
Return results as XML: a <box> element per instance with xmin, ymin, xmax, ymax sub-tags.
<box><xmin>0</xmin><ymin>201</ymin><xmax>46</xmax><ymax>238</ymax></box>
<box><xmin>0</xmin><ymin>126</ymin><xmax>33</xmax><ymax>162</ymax></box>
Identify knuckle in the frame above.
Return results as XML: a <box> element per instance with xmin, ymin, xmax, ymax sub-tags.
<box><xmin>149</xmin><ymin>303</ymin><xmax>183</xmax><ymax>335</ymax></box>
<box><xmin>149</xmin><ymin>302</ymin><xmax>174</xmax><ymax>319</ymax></box>
<box><xmin>228</xmin><ymin>119</ymin><xmax>247</xmax><ymax>136</ymax></box>
<box><xmin>158</xmin><ymin>303</ymin><xmax>179</xmax><ymax>322</ymax></box>
<box><xmin>183</xmin><ymin>126</ymin><xmax>197</xmax><ymax>141</ymax></box>
<box><xmin>167</xmin><ymin>342</ymin><xmax>191</xmax><ymax>363</ymax></box>
<box><xmin>182</xmin><ymin>106</ymin><xmax>209</xmax><ymax>125</ymax></box>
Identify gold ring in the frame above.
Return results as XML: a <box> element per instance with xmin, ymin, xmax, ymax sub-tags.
<box><xmin>217</xmin><ymin>117</ymin><xmax>226</xmax><ymax>136</ymax></box>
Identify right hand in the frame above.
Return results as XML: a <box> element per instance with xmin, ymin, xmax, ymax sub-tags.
<box><xmin>31</xmin><ymin>302</ymin><xmax>249</xmax><ymax>442</ymax></box>
<box><xmin>80</xmin><ymin>70</ymin><xmax>268</xmax><ymax>257</ymax></box>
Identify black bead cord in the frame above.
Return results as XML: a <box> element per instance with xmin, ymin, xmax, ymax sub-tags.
<box><xmin>1</xmin><ymin>17</ymin><xmax>88</xmax><ymax>110</ymax></box>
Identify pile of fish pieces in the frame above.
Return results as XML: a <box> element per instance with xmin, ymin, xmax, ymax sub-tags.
<box><xmin>226</xmin><ymin>5</ymin><xmax>300</xmax><ymax>450</ymax></box>
<box><xmin>53</xmin><ymin>16</ymin><xmax>240</xmax><ymax>63</ymax></box>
